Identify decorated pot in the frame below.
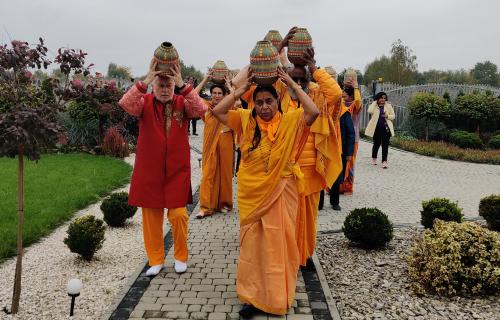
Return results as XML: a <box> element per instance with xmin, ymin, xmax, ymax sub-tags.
<box><xmin>211</xmin><ymin>60</ymin><xmax>229</xmax><ymax>84</ymax></box>
<box><xmin>324</xmin><ymin>66</ymin><xmax>337</xmax><ymax>79</ymax></box>
<box><xmin>250</xmin><ymin>40</ymin><xmax>279</xmax><ymax>85</ymax></box>
<box><xmin>287</xmin><ymin>28</ymin><xmax>312</xmax><ymax>66</ymax></box>
<box><xmin>154</xmin><ymin>42</ymin><xmax>179</xmax><ymax>72</ymax></box>
<box><xmin>264</xmin><ymin>30</ymin><xmax>283</xmax><ymax>51</ymax></box>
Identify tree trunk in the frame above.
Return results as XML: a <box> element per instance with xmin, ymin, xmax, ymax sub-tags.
<box><xmin>11</xmin><ymin>150</ymin><xmax>24</xmax><ymax>314</ymax></box>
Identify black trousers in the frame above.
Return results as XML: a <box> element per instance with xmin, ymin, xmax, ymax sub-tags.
<box><xmin>329</xmin><ymin>156</ymin><xmax>347</xmax><ymax>206</ymax></box>
<box><xmin>372</xmin><ymin>126</ymin><xmax>391</xmax><ymax>162</ymax></box>
<box><xmin>190</xmin><ymin>119</ymin><xmax>198</xmax><ymax>134</ymax></box>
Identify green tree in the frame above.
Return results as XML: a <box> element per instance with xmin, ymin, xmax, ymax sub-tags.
<box><xmin>0</xmin><ymin>38</ymin><xmax>91</xmax><ymax>314</ymax></box>
<box><xmin>407</xmin><ymin>92</ymin><xmax>450</xmax><ymax>141</ymax></box>
<box><xmin>452</xmin><ymin>93</ymin><xmax>500</xmax><ymax>133</ymax></box>
<box><xmin>471</xmin><ymin>61</ymin><xmax>499</xmax><ymax>86</ymax></box>
<box><xmin>363</xmin><ymin>55</ymin><xmax>392</xmax><ymax>85</ymax></box>
<box><xmin>179</xmin><ymin>60</ymin><xmax>203</xmax><ymax>83</ymax></box>
<box><xmin>363</xmin><ymin>39</ymin><xmax>418</xmax><ymax>85</ymax></box>
<box><xmin>390</xmin><ymin>39</ymin><xmax>418</xmax><ymax>85</ymax></box>
<box><xmin>107</xmin><ymin>62</ymin><xmax>132</xmax><ymax>79</ymax></box>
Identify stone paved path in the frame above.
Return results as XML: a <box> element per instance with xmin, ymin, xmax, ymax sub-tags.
<box><xmin>318</xmin><ymin>140</ymin><xmax>500</xmax><ymax>231</ymax></box>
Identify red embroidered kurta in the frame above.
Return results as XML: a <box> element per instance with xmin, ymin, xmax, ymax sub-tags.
<box><xmin>119</xmin><ymin>82</ymin><xmax>207</xmax><ymax>208</ymax></box>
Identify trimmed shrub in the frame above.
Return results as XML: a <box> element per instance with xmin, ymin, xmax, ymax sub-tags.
<box><xmin>408</xmin><ymin>220</ymin><xmax>500</xmax><ymax>296</ymax></box>
<box><xmin>64</xmin><ymin>215</ymin><xmax>105</xmax><ymax>261</ymax></box>
<box><xmin>479</xmin><ymin>194</ymin><xmax>500</xmax><ymax>231</ymax></box>
<box><xmin>342</xmin><ymin>208</ymin><xmax>393</xmax><ymax>249</ymax></box>
<box><xmin>420</xmin><ymin>198</ymin><xmax>463</xmax><ymax>229</ymax></box>
<box><xmin>489</xmin><ymin>134</ymin><xmax>500</xmax><ymax>149</ymax></box>
<box><xmin>449</xmin><ymin>130</ymin><xmax>483</xmax><ymax>149</ymax></box>
<box><xmin>100</xmin><ymin>192</ymin><xmax>137</xmax><ymax>227</ymax></box>
<box><xmin>102</xmin><ymin>126</ymin><xmax>130</xmax><ymax>158</ymax></box>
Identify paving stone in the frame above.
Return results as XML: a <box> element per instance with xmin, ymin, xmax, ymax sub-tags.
<box><xmin>201</xmin><ymin>304</ymin><xmax>215</xmax><ymax>312</ymax></box>
<box><xmin>129</xmin><ymin>310</ymin><xmax>145</xmax><ymax>318</ymax></box>
<box><xmin>190</xmin><ymin>312</ymin><xmax>209</xmax><ymax>320</ymax></box>
<box><xmin>185</xmin><ymin>278</ymin><xmax>202</xmax><ymax>285</ymax></box>
<box><xmin>164</xmin><ymin>311</ymin><xmax>189</xmax><ymax>319</ymax></box>
<box><xmin>197</xmin><ymin>291</ymin><xmax>222</xmax><ymax>298</ymax></box>
<box><xmin>208</xmin><ymin>312</ymin><xmax>227</xmax><ymax>320</ymax></box>
<box><xmin>214</xmin><ymin>304</ymin><xmax>232</xmax><ymax>313</ymax></box>
<box><xmin>160</xmin><ymin>304</ymin><xmax>188</xmax><ymax>312</ymax></box>
<box><xmin>222</xmin><ymin>291</ymin><xmax>238</xmax><ymax>298</ymax></box>
<box><xmin>213</xmin><ymin>278</ymin><xmax>234</xmax><ymax>285</ymax></box>
<box><xmin>180</xmin><ymin>291</ymin><xmax>197</xmax><ymax>298</ymax></box>
<box><xmin>191</xmin><ymin>284</ymin><xmax>215</xmax><ymax>292</ymax></box>
<box><xmin>187</xmin><ymin>304</ymin><xmax>202</xmax><ymax>312</ymax></box>
<box><xmin>156</xmin><ymin>297</ymin><xmax>182</xmax><ymax>304</ymax></box>
<box><xmin>143</xmin><ymin>310</ymin><xmax>165</xmax><ymax>318</ymax></box>
<box><xmin>135</xmin><ymin>303</ymin><xmax>162</xmax><ymax>311</ymax></box>
<box><xmin>182</xmin><ymin>297</ymin><xmax>208</xmax><ymax>305</ymax></box>
<box><xmin>207</xmin><ymin>297</ymin><xmax>225</xmax><ymax>305</ymax></box>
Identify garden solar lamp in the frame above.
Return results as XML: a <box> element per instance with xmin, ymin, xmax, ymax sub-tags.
<box><xmin>66</xmin><ymin>278</ymin><xmax>83</xmax><ymax>316</ymax></box>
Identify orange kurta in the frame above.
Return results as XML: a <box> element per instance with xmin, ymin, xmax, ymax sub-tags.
<box><xmin>199</xmin><ymin>101</ymin><xmax>234</xmax><ymax>214</ymax></box>
<box><xmin>227</xmin><ymin>107</ymin><xmax>308</xmax><ymax>315</ymax></box>
<box><xmin>280</xmin><ymin>69</ymin><xmax>343</xmax><ymax>265</ymax></box>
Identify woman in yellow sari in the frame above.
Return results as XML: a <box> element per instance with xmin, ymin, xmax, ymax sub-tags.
<box><xmin>212</xmin><ymin>67</ymin><xmax>319</xmax><ymax>318</ymax></box>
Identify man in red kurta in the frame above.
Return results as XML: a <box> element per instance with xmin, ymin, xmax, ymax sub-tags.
<box><xmin>119</xmin><ymin>59</ymin><xmax>207</xmax><ymax>276</ymax></box>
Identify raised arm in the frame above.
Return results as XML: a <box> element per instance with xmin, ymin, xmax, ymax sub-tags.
<box><xmin>303</xmin><ymin>48</ymin><xmax>342</xmax><ymax>119</ymax></box>
<box><xmin>194</xmin><ymin>71</ymin><xmax>212</xmax><ymax>94</ymax></box>
<box><xmin>118</xmin><ymin>83</ymin><xmax>146</xmax><ymax>117</ymax></box>
<box><xmin>278</xmin><ymin>67</ymin><xmax>319</xmax><ymax>126</ymax></box>
<box><xmin>118</xmin><ymin>58</ymin><xmax>163</xmax><ymax>117</ymax></box>
<box><xmin>212</xmin><ymin>70</ymin><xmax>252</xmax><ymax>125</ymax></box>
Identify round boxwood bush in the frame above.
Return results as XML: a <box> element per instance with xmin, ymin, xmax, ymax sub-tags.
<box><xmin>489</xmin><ymin>134</ymin><xmax>500</xmax><ymax>149</ymax></box>
<box><xmin>408</xmin><ymin>220</ymin><xmax>500</xmax><ymax>296</ymax></box>
<box><xmin>64</xmin><ymin>215</ymin><xmax>105</xmax><ymax>261</ymax></box>
<box><xmin>449</xmin><ymin>130</ymin><xmax>483</xmax><ymax>149</ymax></box>
<box><xmin>100</xmin><ymin>192</ymin><xmax>137</xmax><ymax>227</ymax></box>
<box><xmin>421</xmin><ymin>198</ymin><xmax>463</xmax><ymax>229</ymax></box>
<box><xmin>479</xmin><ymin>194</ymin><xmax>500</xmax><ymax>231</ymax></box>
<box><xmin>342</xmin><ymin>208</ymin><xmax>394</xmax><ymax>249</ymax></box>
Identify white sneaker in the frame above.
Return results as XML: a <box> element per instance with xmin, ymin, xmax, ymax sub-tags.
<box><xmin>145</xmin><ymin>264</ymin><xmax>164</xmax><ymax>276</ymax></box>
<box><xmin>174</xmin><ymin>260</ymin><xmax>187</xmax><ymax>274</ymax></box>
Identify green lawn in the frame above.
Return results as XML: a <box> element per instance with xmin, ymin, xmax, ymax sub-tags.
<box><xmin>0</xmin><ymin>153</ymin><xmax>132</xmax><ymax>262</ymax></box>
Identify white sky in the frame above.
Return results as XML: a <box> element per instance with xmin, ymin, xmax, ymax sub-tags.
<box><xmin>1</xmin><ymin>0</ymin><xmax>499</xmax><ymax>77</ymax></box>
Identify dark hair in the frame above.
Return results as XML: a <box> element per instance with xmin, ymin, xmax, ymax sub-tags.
<box><xmin>374</xmin><ymin>91</ymin><xmax>387</xmax><ymax>101</ymax></box>
<box><xmin>344</xmin><ymin>87</ymin><xmax>355</xmax><ymax>99</ymax></box>
<box><xmin>210</xmin><ymin>84</ymin><xmax>227</xmax><ymax>95</ymax></box>
<box><xmin>250</xmin><ymin>85</ymin><xmax>282</xmax><ymax>151</ymax></box>
<box><xmin>252</xmin><ymin>85</ymin><xmax>278</xmax><ymax>101</ymax></box>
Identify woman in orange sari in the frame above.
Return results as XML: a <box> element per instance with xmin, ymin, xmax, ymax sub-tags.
<box><xmin>212</xmin><ymin>67</ymin><xmax>319</xmax><ymax>318</ymax></box>
<box><xmin>196</xmin><ymin>79</ymin><xmax>235</xmax><ymax>218</ymax></box>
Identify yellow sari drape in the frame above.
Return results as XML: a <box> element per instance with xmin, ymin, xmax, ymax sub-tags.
<box><xmin>226</xmin><ymin>107</ymin><xmax>308</xmax><ymax>315</ymax></box>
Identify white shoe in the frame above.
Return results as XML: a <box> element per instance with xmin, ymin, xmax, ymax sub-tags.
<box><xmin>146</xmin><ymin>264</ymin><xmax>164</xmax><ymax>276</ymax></box>
<box><xmin>174</xmin><ymin>260</ymin><xmax>187</xmax><ymax>274</ymax></box>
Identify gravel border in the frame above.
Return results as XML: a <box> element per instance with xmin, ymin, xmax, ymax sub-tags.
<box><xmin>0</xmin><ymin>151</ymin><xmax>202</xmax><ymax>320</ymax></box>
<box><xmin>316</xmin><ymin>228</ymin><xmax>500</xmax><ymax>320</ymax></box>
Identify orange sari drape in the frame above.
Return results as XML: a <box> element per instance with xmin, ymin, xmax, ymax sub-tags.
<box><xmin>226</xmin><ymin>107</ymin><xmax>308</xmax><ymax>315</ymax></box>
<box><xmin>199</xmin><ymin>102</ymin><xmax>234</xmax><ymax>213</ymax></box>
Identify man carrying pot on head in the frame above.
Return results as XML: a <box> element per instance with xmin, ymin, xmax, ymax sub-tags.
<box><xmin>118</xmin><ymin>56</ymin><xmax>207</xmax><ymax>276</ymax></box>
